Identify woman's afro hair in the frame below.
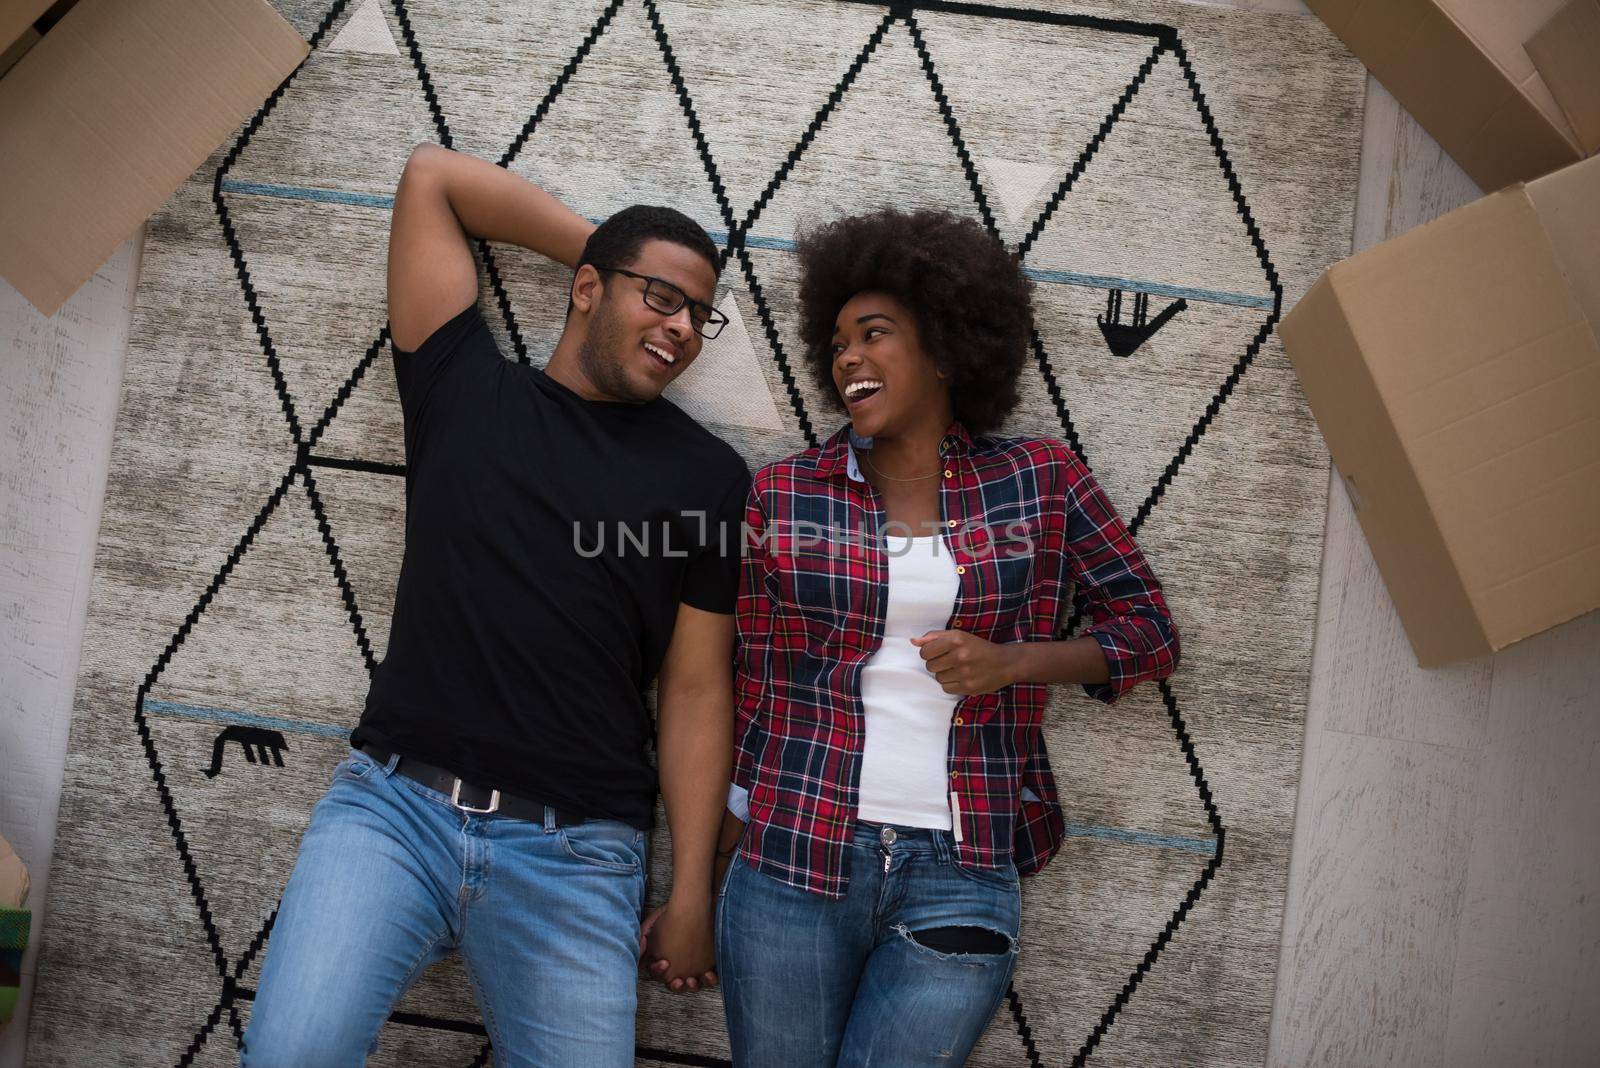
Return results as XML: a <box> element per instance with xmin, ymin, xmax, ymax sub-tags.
<box><xmin>793</xmin><ymin>207</ymin><xmax>1035</xmax><ymax>436</ymax></box>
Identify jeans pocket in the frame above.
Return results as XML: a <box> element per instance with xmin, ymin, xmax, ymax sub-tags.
<box><xmin>331</xmin><ymin>749</ymin><xmax>377</xmax><ymax>785</ymax></box>
<box><xmin>948</xmin><ymin>856</ymin><xmax>1020</xmax><ymax>893</ymax></box>
<box><xmin>559</xmin><ymin>821</ymin><xmax>644</xmax><ymax>873</ymax></box>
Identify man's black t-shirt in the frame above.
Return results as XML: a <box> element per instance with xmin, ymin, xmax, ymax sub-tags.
<box><xmin>352</xmin><ymin>303</ymin><xmax>750</xmax><ymax>828</ymax></box>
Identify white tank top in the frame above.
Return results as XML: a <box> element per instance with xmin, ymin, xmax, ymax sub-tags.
<box><xmin>856</xmin><ymin>533</ymin><xmax>961</xmax><ymax>829</ymax></box>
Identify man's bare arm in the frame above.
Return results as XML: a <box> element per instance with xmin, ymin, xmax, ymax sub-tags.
<box><xmin>387</xmin><ymin>142</ymin><xmax>595</xmax><ymax>352</ymax></box>
<box><xmin>645</xmin><ymin>602</ymin><xmax>736</xmax><ymax>988</ymax></box>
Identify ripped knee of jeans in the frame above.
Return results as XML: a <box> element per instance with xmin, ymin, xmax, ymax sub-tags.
<box><xmin>899</xmin><ymin>923</ymin><xmax>1016</xmax><ymax>957</ymax></box>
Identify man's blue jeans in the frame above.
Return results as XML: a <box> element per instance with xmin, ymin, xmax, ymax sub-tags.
<box><xmin>239</xmin><ymin>747</ymin><xmax>647</xmax><ymax>1067</ymax></box>
<box><xmin>715</xmin><ymin>820</ymin><xmax>1021</xmax><ymax>1067</ymax></box>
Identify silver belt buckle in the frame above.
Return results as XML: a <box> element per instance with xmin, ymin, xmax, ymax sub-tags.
<box><xmin>450</xmin><ymin>778</ymin><xmax>500</xmax><ymax>815</ymax></box>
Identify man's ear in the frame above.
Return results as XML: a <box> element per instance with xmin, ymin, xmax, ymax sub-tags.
<box><xmin>570</xmin><ymin>264</ymin><xmax>604</xmax><ymax>315</ymax></box>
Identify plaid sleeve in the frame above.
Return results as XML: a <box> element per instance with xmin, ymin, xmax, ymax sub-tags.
<box><xmin>731</xmin><ymin>480</ymin><xmax>772</xmax><ymax>794</ymax></box>
<box><xmin>1058</xmin><ymin>446</ymin><xmax>1181</xmax><ymax>704</ymax></box>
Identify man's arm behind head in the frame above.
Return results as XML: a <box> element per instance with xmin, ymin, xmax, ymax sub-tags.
<box><xmin>386</xmin><ymin>143</ymin><xmax>595</xmax><ymax>353</ymax></box>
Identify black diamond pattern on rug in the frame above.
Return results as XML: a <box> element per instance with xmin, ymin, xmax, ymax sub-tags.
<box><xmin>131</xmin><ymin>1</ymin><xmax>1267</xmax><ymax>1063</ymax></box>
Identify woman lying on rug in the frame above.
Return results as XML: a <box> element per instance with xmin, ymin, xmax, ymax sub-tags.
<box><xmin>666</xmin><ymin>207</ymin><xmax>1181</xmax><ymax>1065</ymax></box>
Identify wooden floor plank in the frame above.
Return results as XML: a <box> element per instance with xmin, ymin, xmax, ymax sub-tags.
<box><xmin>1271</xmin><ymin>728</ymin><xmax>1479</xmax><ymax>1068</ymax></box>
<box><xmin>1443</xmin><ymin>610</ymin><xmax>1600</xmax><ymax>1066</ymax></box>
<box><xmin>0</xmin><ymin>232</ymin><xmax>140</xmax><ymax>1068</ymax></box>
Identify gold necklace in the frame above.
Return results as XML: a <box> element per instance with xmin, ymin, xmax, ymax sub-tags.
<box><xmin>862</xmin><ymin>451</ymin><xmax>940</xmax><ymax>482</ymax></box>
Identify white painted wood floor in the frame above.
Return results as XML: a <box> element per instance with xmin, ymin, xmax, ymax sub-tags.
<box><xmin>2</xmin><ymin>24</ymin><xmax>1596</xmax><ymax>1068</ymax></box>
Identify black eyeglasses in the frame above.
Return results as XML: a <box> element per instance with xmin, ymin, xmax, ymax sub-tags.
<box><xmin>591</xmin><ymin>266</ymin><xmax>729</xmax><ymax>339</ymax></box>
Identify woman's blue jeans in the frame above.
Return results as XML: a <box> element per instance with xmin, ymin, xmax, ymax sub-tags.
<box><xmin>715</xmin><ymin>819</ymin><xmax>1022</xmax><ymax>1067</ymax></box>
<box><xmin>239</xmin><ymin>747</ymin><xmax>648</xmax><ymax>1067</ymax></box>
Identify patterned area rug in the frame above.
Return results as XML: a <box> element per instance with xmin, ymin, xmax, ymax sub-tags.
<box><xmin>26</xmin><ymin>1</ymin><xmax>1364</xmax><ymax>1064</ymax></box>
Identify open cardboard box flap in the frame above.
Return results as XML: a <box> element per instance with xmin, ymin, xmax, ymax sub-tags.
<box><xmin>1307</xmin><ymin>0</ymin><xmax>1599</xmax><ymax>192</ymax></box>
<box><xmin>0</xmin><ymin>0</ymin><xmax>308</xmax><ymax>317</ymax></box>
<box><xmin>1527</xmin><ymin>0</ymin><xmax>1600</xmax><ymax>157</ymax></box>
<box><xmin>1280</xmin><ymin>153</ymin><xmax>1600</xmax><ymax>666</ymax></box>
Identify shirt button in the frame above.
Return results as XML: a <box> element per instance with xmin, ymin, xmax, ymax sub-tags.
<box><xmin>949</xmin><ymin>770</ymin><xmax>960</xmax><ymax>780</ymax></box>
<box><xmin>954</xmin><ymin>715</ymin><xmax>965</xmax><ymax>725</ymax></box>
<box><xmin>944</xmin><ymin>469</ymin><xmax>954</xmax><ymax>479</ymax></box>
<box><xmin>956</xmin><ymin>565</ymin><xmax>967</xmax><ymax>575</ymax></box>
<box><xmin>947</xmin><ymin>519</ymin><xmax>957</xmax><ymax>528</ymax></box>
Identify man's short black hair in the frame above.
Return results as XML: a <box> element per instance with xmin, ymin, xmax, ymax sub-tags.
<box><xmin>577</xmin><ymin>205</ymin><xmax>720</xmax><ymax>278</ymax></box>
<box><xmin>566</xmin><ymin>205</ymin><xmax>720</xmax><ymax>319</ymax></box>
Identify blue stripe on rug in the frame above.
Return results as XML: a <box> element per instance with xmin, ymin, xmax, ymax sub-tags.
<box><xmin>145</xmin><ymin>698</ymin><xmax>1216</xmax><ymax>853</ymax></box>
<box><xmin>219</xmin><ymin>179</ymin><xmax>1274</xmax><ymax>310</ymax></box>
<box><xmin>144</xmin><ymin>698</ymin><xmax>350</xmax><ymax>740</ymax></box>
<box><xmin>1065</xmin><ymin>822</ymin><xmax>1216</xmax><ymax>854</ymax></box>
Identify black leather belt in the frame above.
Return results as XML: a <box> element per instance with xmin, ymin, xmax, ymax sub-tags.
<box><xmin>358</xmin><ymin>742</ymin><xmax>584</xmax><ymax>825</ymax></box>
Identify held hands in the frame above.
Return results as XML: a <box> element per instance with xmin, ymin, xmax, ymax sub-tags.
<box><xmin>639</xmin><ymin>895</ymin><xmax>717</xmax><ymax>993</ymax></box>
<box><xmin>911</xmin><ymin>630</ymin><xmax>1019</xmax><ymax>695</ymax></box>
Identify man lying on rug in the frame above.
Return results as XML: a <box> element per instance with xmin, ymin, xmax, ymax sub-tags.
<box><xmin>240</xmin><ymin>143</ymin><xmax>746</xmax><ymax>1066</ymax></box>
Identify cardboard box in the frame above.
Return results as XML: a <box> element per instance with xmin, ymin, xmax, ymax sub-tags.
<box><xmin>1280</xmin><ymin>153</ymin><xmax>1600</xmax><ymax>667</ymax></box>
<box><xmin>1527</xmin><ymin>0</ymin><xmax>1600</xmax><ymax>158</ymax></box>
<box><xmin>0</xmin><ymin>0</ymin><xmax>308</xmax><ymax>318</ymax></box>
<box><xmin>1306</xmin><ymin>0</ymin><xmax>1600</xmax><ymax>193</ymax></box>
<box><xmin>0</xmin><ymin>832</ymin><xmax>25</xmax><ymax>910</ymax></box>
<box><xmin>0</xmin><ymin>26</ymin><xmax>40</xmax><ymax>79</ymax></box>
<box><xmin>0</xmin><ymin>1</ymin><xmax>56</xmax><ymax>60</ymax></box>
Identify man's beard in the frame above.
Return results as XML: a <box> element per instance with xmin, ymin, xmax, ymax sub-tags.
<box><xmin>576</xmin><ymin>290</ymin><xmax>653</xmax><ymax>404</ymax></box>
